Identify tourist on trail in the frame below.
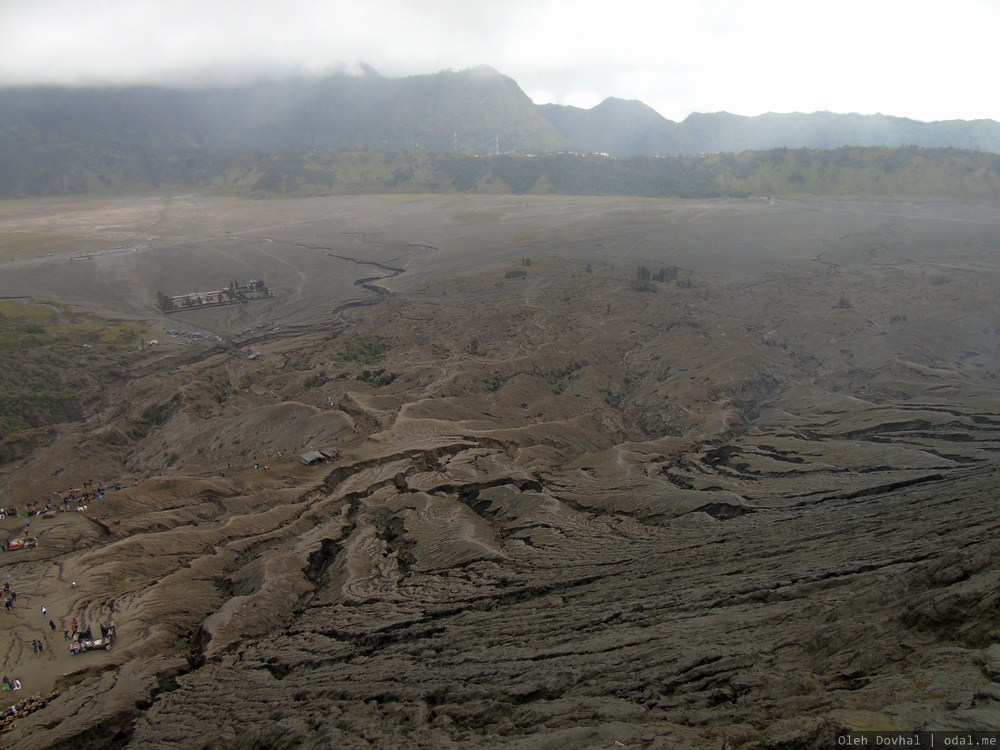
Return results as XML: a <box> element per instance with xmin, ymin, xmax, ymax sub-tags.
<box><xmin>40</xmin><ymin>606</ymin><xmax>46</xmax><ymax>616</ymax></box>
<box><xmin>49</xmin><ymin>619</ymin><xmax>56</xmax><ymax>631</ymax></box>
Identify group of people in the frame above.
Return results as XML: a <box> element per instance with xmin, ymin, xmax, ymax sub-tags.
<box><xmin>3</xmin><ymin>581</ymin><xmax>16</xmax><ymax>612</ymax></box>
<box><xmin>1</xmin><ymin>590</ymin><xmax>118</xmax><ymax>713</ymax></box>
<box><xmin>2</xmin><ymin>580</ymin><xmax>91</xmax><ymax>694</ymax></box>
<box><xmin>0</xmin><ymin>690</ymin><xmax>60</xmax><ymax>731</ymax></box>
<box><xmin>0</xmin><ymin>578</ymin><xmax>40</xmax><ymax>694</ymax></box>
<box><xmin>0</xmin><ymin>578</ymin><xmax>26</xmax><ymax>698</ymax></box>
<box><xmin>0</xmin><ymin>481</ymin><xmax>130</xmax><ymax>732</ymax></box>
<box><xmin>66</xmin><ymin>616</ymin><xmax>116</xmax><ymax>655</ymax></box>
<box><xmin>1</xmin><ymin>476</ymin><xmax>142</xmax><ymax>552</ymax></box>
<box><xmin>27</xmin><ymin>481</ymin><xmax>116</xmax><ymax>512</ymax></box>
<box><xmin>5</xmin><ymin>475</ymin><xmax>143</xmax><ymax>522</ymax></box>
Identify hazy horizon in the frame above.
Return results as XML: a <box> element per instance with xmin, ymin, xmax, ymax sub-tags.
<box><xmin>1</xmin><ymin>0</ymin><xmax>994</xmax><ymax>124</ymax></box>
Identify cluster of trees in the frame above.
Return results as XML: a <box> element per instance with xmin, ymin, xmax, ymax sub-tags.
<box><xmin>633</xmin><ymin>265</ymin><xmax>685</xmax><ymax>291</ymax></box>
<box><xmin>155</xmin><ymin>291</ymin><xmax>175</xmax><ymax>311</ymax></box>
<box><xmin>214</xmin><ymin>147</ymin><xmax>1000</xmax><ymax>200</ymax></box>
<box><xmin>4</xmin><ymin>145</ymin><xmax>1000</xmax><ymax>201</ymax></box>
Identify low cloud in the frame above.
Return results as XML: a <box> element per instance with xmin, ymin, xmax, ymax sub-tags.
<box><xmin>0</xmin><ymin>0</ymin><xmax>995</xmax><ymax>122</ymax></box>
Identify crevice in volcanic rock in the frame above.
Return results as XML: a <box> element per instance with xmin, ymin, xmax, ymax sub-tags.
<box><xmin>686</xmin><ymin>502</ymin><xmax>756</xmax><ymax>520</ymax></box>
<box><xmin>717</xmin><ymin>552</ymin><xmax>939</xmax><ymax>606</ymax></box>
<box><xmin>299</xmin><ymin>571</ymin><xmax>619</xmax><ymax>662</ymax></box>
<box><xmin>790</xmin><ymin>472</ymin><xmax>946</xmax><ymax>507</ymax></box>
<box><xmin>320</xmin><ymin>442</ymin><xmax>482</xmax><ymax>494</ymax></box>
<box><xmin>305</xmin><ymin>537</ymin><xmax>345</xmax><ymax>587</ymax></box>
<box><xmin>452</xmin><ymin>479</ymin><xmax>545</xmax><ymax>520</ymax></box>
<box><xmin>45</xmin><ymin>708</ymin><xmax>139</xmax><ymax>750</ymax></box>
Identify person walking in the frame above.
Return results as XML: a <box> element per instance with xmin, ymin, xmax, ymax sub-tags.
<box><xmin>40</xmin><ymin>605</ymin><xmax>47</xmax><ymax>616</ymax></box>
<box><xmin>49</xmin><ymin>619</ymin><xmax>56</xmax><ymax>631</ymax></box>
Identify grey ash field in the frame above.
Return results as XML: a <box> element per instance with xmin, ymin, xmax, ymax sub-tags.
<box><xmin>1</xmin><ymin>194</ymin><xmax>999</xmax><ymax>748</ymax></box>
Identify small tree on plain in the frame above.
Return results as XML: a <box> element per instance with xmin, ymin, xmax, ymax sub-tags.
<box><xmin>653</xmin><ymin>266</ymin><xmax>678</xmax><ymax>282</ymax></box>
<box><xmin>632</xmin><ymin>266</ymin><xmax>652</xmax><ymax>291</ymax></box>
<box><xmin>155</xmin><ymin>291</ymin><xmax>175</xmax><ymax>311</ymax></box>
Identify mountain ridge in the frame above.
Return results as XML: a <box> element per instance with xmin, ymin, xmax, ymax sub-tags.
<box><xmin>4</xmin><ymin>63</ymin><xmax>1000</xmax><ymax>158</ymax></box>
<box><xmin>3</xmin><ymin>64</ymin><xmax>1000</xmax><ymax>199</ymax></box>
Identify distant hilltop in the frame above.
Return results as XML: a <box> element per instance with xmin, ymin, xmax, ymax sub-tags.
<box><xmin>2</xmin><ymin>65</ymin><xmax>999</xmax><ymax>160</ymax></box>
<box><xmin>538</xmin><ymin>100</ymin><xmax>1000</xmax><ymax>157</ymax></box>
<box><xmin>2</xmin><ymin>66</ymin><xmax>1000</xmax><ymax>199</ymax></box>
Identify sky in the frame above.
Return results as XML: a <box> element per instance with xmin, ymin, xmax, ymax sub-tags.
<box><xmin>0</xmin><ymin>0</ymin><xmax>995</xmax><ymax>123</ymax></box>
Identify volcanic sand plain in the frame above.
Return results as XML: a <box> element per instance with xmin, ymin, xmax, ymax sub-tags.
<box><xmin>0</xmin><ymin>193</ymin><xmax>999</xmax><ymax>748</ymax></box>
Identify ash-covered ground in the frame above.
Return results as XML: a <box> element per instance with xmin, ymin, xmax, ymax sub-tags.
<box><xmin>1</xmin><ymin>195</ymin><xmax>998</xmax><ymax>748</ymax></box>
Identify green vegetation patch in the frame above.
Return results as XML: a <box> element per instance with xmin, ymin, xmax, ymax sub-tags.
<box><xmin>5</xmin><ymin>145</ymin><xmax>1000</xmax><ymax>202</ymax></box>
<box><xmin>336</xmin><ymin>338</ymin><xmax>391</xmax><ymax>366</ymax></box>
<box><xmin>0</xmin><ymin>299</ymin><xmax>146</xmax><ymax>353</ymax></box>
<box><xmin>0</xmin><ymin>298</ymin><xmax>149</xmax><ymax>464</ymax></box>
<box><xmin>126</xmin><ymin>395</ymin><xmax>181</xmax><ymax>440</ymax></box>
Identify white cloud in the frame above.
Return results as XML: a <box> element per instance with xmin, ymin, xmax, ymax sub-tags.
<box><xmin>0</xmin><ymin>0</ymin><xmax>995</xmax><ymax>122</ymax></box>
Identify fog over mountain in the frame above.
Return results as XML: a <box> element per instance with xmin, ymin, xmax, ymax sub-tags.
<box><xmin>3</xmin><ymin>64</ymin><xmax>1000</xmax><ymax>206</ymax></box>
<box><xmin>3</xmin><ymin>0</ymin><xmax>997</xmax><ymax>124</ymax></box>
<box><xmin>4</xmin><ymin>65</ymin><xmax>1000</xmax><ymax>162</ymax></box>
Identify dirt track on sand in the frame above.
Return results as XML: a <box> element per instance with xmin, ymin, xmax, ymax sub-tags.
<box><xmin>1</xmin><ymin>194</ymin><xmax>999</xmax><ymax>748</ymax></box>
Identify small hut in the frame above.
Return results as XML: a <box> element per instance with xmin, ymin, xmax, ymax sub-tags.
<box><xmin>300</xmin><ymin>448</ymin><xmax>338</xmax><ymax>465</ymax></box>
